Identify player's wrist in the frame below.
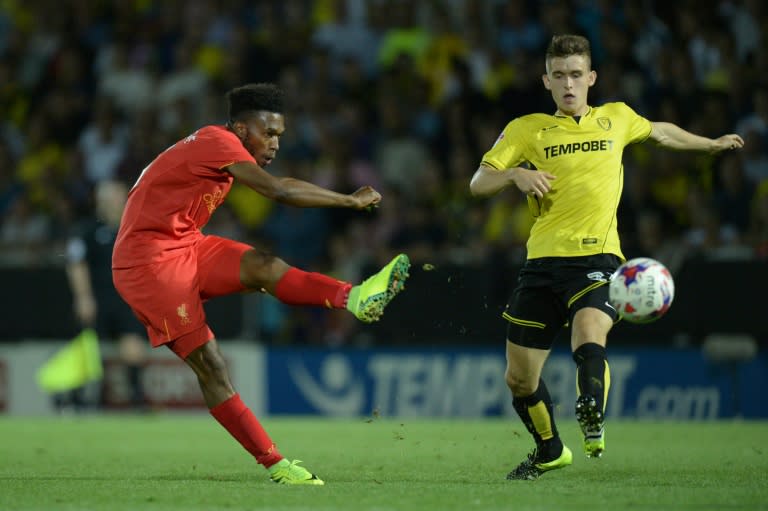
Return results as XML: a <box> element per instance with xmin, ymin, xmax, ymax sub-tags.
<box><xmin>346</xmin><ymin>195</ymin><xmax>362</xmax><ymax>209</ymax></box>
<box><xmin>508</xmin><ymin>167</ymin><xmax>524</xmax><ymax>186</ymax></box>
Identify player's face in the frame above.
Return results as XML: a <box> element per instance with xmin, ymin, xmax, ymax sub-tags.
<box><xmin>543</xmin><ymin>55</ymin><xmax>596</xmax><ymax>116</ymax></box>
<box><xmin>239</xmin><ymin>111</ymin><xmax>285</xmax><ymax>167</ymax></box>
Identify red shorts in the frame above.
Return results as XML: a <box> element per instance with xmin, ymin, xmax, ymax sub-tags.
<box><xmin>113</xmin><ymin>235</ymin><xmax>250</xmax><ymax>359</ymax></box>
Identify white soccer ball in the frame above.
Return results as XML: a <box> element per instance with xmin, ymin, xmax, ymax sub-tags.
<box><xmin>609</xmin><ymin>257</ymin><xmax>675</xmax><ymax>324</ymax></box>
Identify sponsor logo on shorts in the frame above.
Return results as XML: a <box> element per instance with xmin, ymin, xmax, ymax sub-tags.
<box><xmin>587</xmin><ymin>271</ymin><xmax>608</xmax><ymax>282</ymax></box>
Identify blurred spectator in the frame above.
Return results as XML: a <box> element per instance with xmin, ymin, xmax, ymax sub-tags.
<box><xmin>720</xmin><ymin>0</ymin><xmax>762</xmax><ymax>62</ymax></box>
<box><xmin>735</xmin><ymin>89</ymin><xmax>768</xmax><ymax>183</ymax></box>
<box><xmin>311</xmin><ymin>0</ymin><xmax>381</xmax><ymax>77</ymax></box>
<box><xmin>623</xmin><ymin>208</ymin><xmax>688</xmax><ymax>275</ymax></box>
<box><xmin>389</xmin><ymin>201</ymin><xmax>448</xmax><ymax>264</ymax></box>
<box><xmin>419</xmin><ymin>6</ymin><xmax>468</xmax><ymax>105</ymax></box>
<box><xmin>749</xmin><ymin>181</ymin><xmax>768</xmax><ymax>258</ymax></box>
<box><xmin>713</xmin><ymin>152</ymin><xmax>756</xmax><ymax>235</ymax></box>
<box><xmin>377</xmin><ymin>1</ymin><xmax>430</xmax><ymax>69</ymax></box>
<box><xmin>97</xmin><ymin>40</ymin><xmax>156</xmax><ymax>116</ymax></box>
<box><xmin>739</xmin><ymin>130</ymin><xmax>768</xmax><ymax>185</ymax></box>
<box><xmin>0</xmin><ymin>141</ymin><xmax>23</xmax><ymax>217</ymax></box>
<box><xmin>682</xmin><ymin>185</ymin><xmax>742</xmax><ymax>255</ymax></box>
<box><xmin>156</xmin><ymin>40</ymin><xmax>210</xmax><ymax>130</ymax></box>
<box><xmin>495</xmin><ymin>2</ymin><xmax>545</xmax><ymax>57</ymax></box>
<box><xmin>374</xmin><ymin>92</ymin><xmax>431</xmax><ymax>198</ymax></box>
<box><xmin>0</xmin><ymin>193</ymin><xmax>51</xmax><ymax>266</ymax></box>
<box><xmin>624</xmin><ymin>0</ymin><xmax>670</xmax><ymax>72</ymax></box>
<box><xmin>15</xmin><ymin>112</ymin><xmax>68</xmax><ymax>210</ymax></box>
<box><xmin>76</xmin><ymin>98</ymin><xmax>129</xmax><ymax>185</ymax></box>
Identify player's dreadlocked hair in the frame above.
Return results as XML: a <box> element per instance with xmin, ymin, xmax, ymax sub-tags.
<box><xmin>225</xmin><ymin>83</ymin><xmax>284</xmax><ymax>121</ymax></box>
<box><xmin>546</xmin><ymin>34</ymin><xmax>592</xmax><ymax>69</ymax></box>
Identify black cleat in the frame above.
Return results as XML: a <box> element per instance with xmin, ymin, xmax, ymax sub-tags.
<box><xmin>506</xmin><ymin>446</ymin><xmax>573</xmax><ymax>480</ymax></box>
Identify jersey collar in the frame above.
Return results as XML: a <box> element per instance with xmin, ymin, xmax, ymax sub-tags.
<box><xmin>554</xmin><ymin>106</ymin><xmax>592</xmax><ymax>120</ymax></box>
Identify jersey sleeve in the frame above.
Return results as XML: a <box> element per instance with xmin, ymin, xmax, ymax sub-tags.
<box><xmin>618</xmin><ymin>102</ymin><xmax>652</xmax><ymax>145</ymax></box>
<box><xmin>197</xmin><ymin>129</ymin><xmax>256</xmax><ymax>170</ymax></box>
<box><xmin>480</xmin><ymin>118</ymin><xmax>529</xmax><ymax>170</ymax></box>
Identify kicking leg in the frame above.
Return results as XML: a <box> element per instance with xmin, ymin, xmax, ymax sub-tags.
<box><xmin>240</xmin><ymin>249</ymin><xmax>410</xmax><ymax>323</ymax></box>
<box><xmin>571</xmin><ymin>307</ymin><xmax>613</xmax><ymax>458</ymax></box>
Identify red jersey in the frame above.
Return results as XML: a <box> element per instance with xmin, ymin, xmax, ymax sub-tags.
<box><xmin>113</xmin><ymin>125</ymin><xmax>254</xmax><ymax>268</ymax></box>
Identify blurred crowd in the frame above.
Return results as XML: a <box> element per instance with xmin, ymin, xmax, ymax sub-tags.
<box><xmin>1</xmin><ymin>0</ymin><xmax>767</xmax><ymax>342</ymax></box>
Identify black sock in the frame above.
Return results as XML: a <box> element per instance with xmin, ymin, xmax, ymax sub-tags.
<box><xmin>512</xmin><ymin>379</ymin><xmax>562</xmax><ymax>461</ymax></box>
<box><xmin>573</xmin><ymin>343</ymin><xmax>610</xmax><ymax>413</ymax></box>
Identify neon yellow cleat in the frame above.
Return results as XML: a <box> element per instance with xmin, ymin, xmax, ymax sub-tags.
<box><xmin>583</xmin><ymin>430</ymin><xmax>605</xmax><ymax>458</ymax></box>
<box><xmin>269</xmin><ymin>459</ymin><xmax>324</xmax><ymax>485</ymax></box>
<box><xmin>346</xmin><ymin>254</ymin><xmax>410</xmax><ymax>323</ymax></box>
<box><xmin>506</xmin><ymin>445</ymin><xmax>573</xmax><ymax>480</ymax></box>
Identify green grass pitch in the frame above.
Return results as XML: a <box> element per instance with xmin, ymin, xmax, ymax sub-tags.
<box><xmin>1</xmin><ymin>416</ymin><xmax>766</xmax><ymax>511</ymax></box>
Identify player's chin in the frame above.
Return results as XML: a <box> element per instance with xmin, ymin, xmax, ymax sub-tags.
<box><xmin>259</xmin><ymin>157</ymin><xmax>273</xmax><ymax>167</ymax></box>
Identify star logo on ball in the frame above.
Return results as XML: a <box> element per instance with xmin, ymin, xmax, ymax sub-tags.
<box><xmin>621</xmin><ymin>263</ymin><xmax>646</xmax><ymax>285</ymax></box>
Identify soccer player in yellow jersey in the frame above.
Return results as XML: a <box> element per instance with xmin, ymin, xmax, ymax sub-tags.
<box><xmin>470</xmin><ymin>34</ymin><xmax>744</xmax><ymax>480</ymax></box>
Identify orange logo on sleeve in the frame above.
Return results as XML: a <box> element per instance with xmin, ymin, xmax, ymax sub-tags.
<box><xmin>203</xmin><ymin>189</ymin><xmax>224</xmax><ymax>213</ymax></box>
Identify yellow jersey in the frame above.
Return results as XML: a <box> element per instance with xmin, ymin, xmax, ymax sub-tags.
<box><xmin>481</xmin><ymin>102</ymin><xmax>652</xmax><ymax>260</ymax></box>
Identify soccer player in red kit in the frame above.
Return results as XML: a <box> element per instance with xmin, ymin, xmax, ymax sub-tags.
<box><xmin>112</xmin><ymin>83</ymin><xmax>410</xmax><ymax>485</ymax></box>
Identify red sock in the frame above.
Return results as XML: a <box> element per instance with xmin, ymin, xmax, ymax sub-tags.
<box><xmin>274</xmin><ymin>267</ymin><xmax>352</xmax><ymax>308</ymax></box>
<box><xmin>209</xmin><ymin>394</ymin><xmax>283</xmax><ymax>468</ymax></box>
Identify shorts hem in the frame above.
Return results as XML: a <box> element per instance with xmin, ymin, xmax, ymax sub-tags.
<box><xmin>165</xmin><ymin>325</ymin><xmax>214</xmax><ymax>359</ymax></box>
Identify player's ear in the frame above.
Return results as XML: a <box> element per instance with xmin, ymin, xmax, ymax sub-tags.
<box><xmin>231</xmin><ymin>120</ymin><xmax>248</xmax><ymax>140</ymax></box>
<box><xmin>542</xmin><ymin>74</ymin><xmax>551</xmax><ymax>90</ymax></box>
<box><xmin>588</xmin><ymin>70</ymin><xmax>597</xmax><ymax>87</ymax></box>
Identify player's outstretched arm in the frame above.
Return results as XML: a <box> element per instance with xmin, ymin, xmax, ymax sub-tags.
<box><xmin>470</xmin><ymin>164</ymin><xmax>555</xmax><ymax>199</ymax></box>
<box><xmin>649</xmin><ymin>122</ymin><xmax>745</xmax><ymax>154</ymax></box>
<box><xmin>226</xmin><ymin>161</ymin><xmax>379</xmax><ymax>210</ymax></box>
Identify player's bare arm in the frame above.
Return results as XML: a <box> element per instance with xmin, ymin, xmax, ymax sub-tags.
<box><xmin>226</xmin><ymin>161</ymin><xmax>379</xmax><ymax>209</ymax></box>
<box><xmin>649</xmin><ymin>122</ymin><xmax>745</xmax><ymax>154</ymax></box>
<box><xmin>470</xmin><ymin>164</ymin><xmax>555</xmax><ymax>199</ymax></box>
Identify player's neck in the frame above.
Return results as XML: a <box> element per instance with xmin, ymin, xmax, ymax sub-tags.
<box><xmin>556</xmin><ymin>105</ymin><xmax>591</xmax><ymax>118</ymax></box>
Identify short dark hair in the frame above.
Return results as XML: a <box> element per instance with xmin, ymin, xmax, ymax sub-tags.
<box><xmin>225</xmin><ymin>83</ymin><xmax>284</xmax><ymax>121</ymax></box>
<box><xmin>546</xmin><ymin>34</ymin><xmax>592</xmax><ymax>67</ymax></box>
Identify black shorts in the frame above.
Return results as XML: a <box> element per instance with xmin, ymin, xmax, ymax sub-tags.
<box><xmin>503</xmin><ymin>254</ymin><xmax>621</xmax><ymax>350</ymax></box>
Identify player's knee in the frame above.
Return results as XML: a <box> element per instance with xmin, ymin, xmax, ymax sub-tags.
<box><xmin>505</xmin><ymin>369</ymin><xmax>536</xmax><ymax>396</ymax></box>
<box><xmin>240</xmin><ymin>249</ymin><xmax>288</xmax><ymax>289</ymax></box>
<box><xmin>187</xmin><ymin>345</ymin><xmax>232</xmax><ymax>389</ymax></box>
<box><xmin>571</xmin><ymin>308</ymin><xmax>612</xmax><ymax>341</ymax></box>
